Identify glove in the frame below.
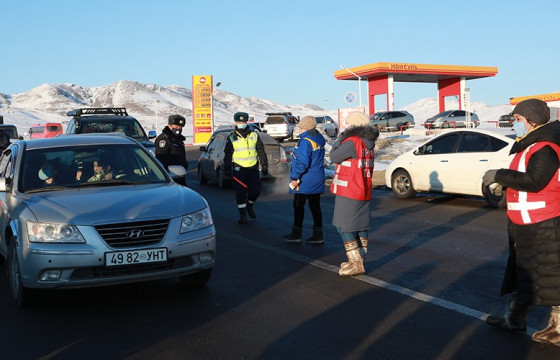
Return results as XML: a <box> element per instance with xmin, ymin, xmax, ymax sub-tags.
<box><xmin>482</xmin><ymin>169</ymin><xmax>498</xmax><ymax>187</ymax></box>
<box><xmin>261</xmin><ymin>166</ymin><xmax>268</xmax><ymax>176</ymax></box>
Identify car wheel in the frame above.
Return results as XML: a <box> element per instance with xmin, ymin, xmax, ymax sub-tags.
<box><xmin>180</xmin><ymin>269</ymin><xmax>212</xmax><ymax>287</ymax></box>
<box><xmin>484</xmin><ymin>184</ymin><xmax>507</xmax><ymax>208</ymax></box>
<box><xmin>391</xmin><ymin>169</ymin><xmax>417</xmax><ymax>199</ymax></box>
<box><xmin>7</xmin><ymin>237</ymin><xmax>40</xmax><ymax>308</ymax></box>
<box><xmin>217</xmin><ymin>167</ymin><xmax>229</xmax><ymax>189</ymax></box>
<box><xmin>198</xmin><ymin>165</ymin><xmax>208</xmax><ymax>185</ymax></box>
<box><xmin>442</xmin><ymin>122</ymin><xmax>450</xmax><ymax>129</ymax></box>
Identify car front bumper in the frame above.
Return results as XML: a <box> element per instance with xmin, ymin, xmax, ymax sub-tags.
<box><xmin>18</xmin><ymin>223</ymin><xmax>216</xmax><ymax>289</ymax></box>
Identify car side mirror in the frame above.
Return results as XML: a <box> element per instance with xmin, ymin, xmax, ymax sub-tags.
<box><xmin>199</xmin><ymin>146</ymin><xmax>207</xmax><ymax>152</ymax></box>
<box><xmin>168</xmin><ymin>165</ymin><xmax>187</xmax><ymax>180</ymax></box>
<box><xmin>148</xmin><ymin>130</ymin><xmax>157</xmax><ymax>139</ymax></box>
<box><xmin>414</xmin><ymin>146</ymin><xmax>425</xmax><ymax>155</ymax></box>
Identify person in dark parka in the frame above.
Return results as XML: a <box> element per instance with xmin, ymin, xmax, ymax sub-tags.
<box><xmin>283</xmin><ymin>116</ymin><xmax>326</xmax><ymax>244</ymax></box>
<box><xmin>483</xmin><ymin>98</ymin><xmax>560</xmax><ymax>345</ymax></box>
<box><xmin>155</xmin><ymin>114</ymin><xmax>189</xmax><ymax>186</ymax></box>
<box><xmin>330</xmin><ymin>112</ymin><xmax>379</xmax><ymax>277</ymax></box>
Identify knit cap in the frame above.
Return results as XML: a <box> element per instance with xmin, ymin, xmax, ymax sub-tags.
<box><xmin>513</xmin><ymin>99</ymin><xmax>550</xmax><ymax>125</ymax></box>
<box><xmin>298</xmin><ymin>116</ymin><xmax>317</xmax><ymax>131</ymax></box>
<box><xmin>345</xmin><ymin>111</ymin><xmax>369</xmax><ymax>127</ymax></box>
<box><xmin>234</xmin><ymin>112</ymin><xmax>249</xmax><ymax>122</ymax></box>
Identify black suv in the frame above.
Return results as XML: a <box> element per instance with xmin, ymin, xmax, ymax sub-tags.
<box><xmin>498</xmin><ymin>113</ymin><xmax>514</xmax><ymax>128</ymax></box>
<box><xmin>65</xmin><ymin>108</ymin><xmax>156</xmax><ymax>153</ymax></box>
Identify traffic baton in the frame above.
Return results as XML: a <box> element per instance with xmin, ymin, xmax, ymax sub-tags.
<box><xmin>233</xmin><ymin>176</ymin><xmax>248</xmax><ymax>188</ymax></box>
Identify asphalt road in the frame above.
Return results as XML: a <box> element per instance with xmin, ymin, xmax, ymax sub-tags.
<box><xmin>0</xmin><ymin>151</ymin><xmax>558</xmax><ymax>359</ymax></box>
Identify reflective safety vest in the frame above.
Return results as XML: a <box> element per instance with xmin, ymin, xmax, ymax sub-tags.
<box><xmin>330</xmin><ymin>136</ymin><xmax>375</xmax><ymax>200</ymax></box>
<box><xmin>230</xmin><ymin>132</ymin><xmax>259</xmax><ymax>168</ymax></box>
<box><xmin>507</xmin><ymin>141</ymin><xmax>560</xmax><ymax>225</ymax></box>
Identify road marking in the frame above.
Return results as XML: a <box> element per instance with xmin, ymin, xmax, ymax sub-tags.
<box><xmin>231</xmin><ymin>234</ymin><xmax>538</xmax><ymax>336</ymax></box>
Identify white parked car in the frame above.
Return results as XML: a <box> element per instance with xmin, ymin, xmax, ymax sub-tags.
<box><xmin>385</xmin><ymin>129</ymin><xmax>516</xmax><ymax>208</ymax></box>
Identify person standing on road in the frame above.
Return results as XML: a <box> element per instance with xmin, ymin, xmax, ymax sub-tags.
<box><xmin>224</xmin><ymin>112</ymin><xmax>268</xmax><ymax>224</ymax></box>
<box><xmin>283</xmin><ymin>116</ymin><xmax>326</xmax><ymax>244</ymax></box>
<box><xmin>482</xmin><ymin>98</ymin><xmax>560</xmax><ymax>345</ymax></box>
<box><xmin>330</xmin><ymin>111</ymin><xmax>379</xmax><ymax>277</ymax></box>
<box><xmin>155</xmin><ymin>114</ymin><xmax>189</xmax><ymax>186</ymax></box>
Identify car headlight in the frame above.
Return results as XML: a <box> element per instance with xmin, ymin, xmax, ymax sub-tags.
<box><xmin>27</xmin><ymin>221</ymin><xmax>86</xmax><ymax>243</ymax></box>
<box><xmin>180</xmin><ymin>207</ymin><xmax>213</xmax><ymax>233</ymax></box>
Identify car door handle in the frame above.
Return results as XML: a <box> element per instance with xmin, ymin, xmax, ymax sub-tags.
<box><xmin>441</xmin><ymin>160</ymin><xmax>449</xmax><ymax>163</ymax></box>
<box><xmin>479</xmin><ymin>159</ymin><xmax>489</xmax><ymax>162</ymax></box>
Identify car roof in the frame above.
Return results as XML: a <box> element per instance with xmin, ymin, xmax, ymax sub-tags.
<box><xmin>21</xmin><ymin>134</ymin><xmax>136</xmax><ymax>149</ymax></box>
<box><xmin>429</xmin><ymin>128</ymin><xmax>516</xmax><ymax>142</ymax></box>
<box><xmin>213</xmin><ymin>126</ymin><xmax>280</xmax><ymax>145</ymax></box>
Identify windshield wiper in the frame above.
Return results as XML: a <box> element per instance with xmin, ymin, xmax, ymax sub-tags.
<box><xmin>77</xmin><ymin>180</ymin><xmax>146</xmax><ymax>187</ymax></box>
<box><xmin>24</xmin><ymin>186</ymin><xmax>74</xmax><ymax>193</ymax></box>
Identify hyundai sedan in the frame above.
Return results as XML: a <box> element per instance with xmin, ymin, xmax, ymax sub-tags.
<box><xmin>0</xmin><ymin>134</ymin><xmax>216</xmax><ymax>307</ymax></box>
<box><xmin>385</xmin><ymin>129</ymin><xmax>516</xmax><ymax>208</ymax></box>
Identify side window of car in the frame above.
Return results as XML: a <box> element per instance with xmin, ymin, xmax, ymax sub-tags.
<box><xmin>457</xmin><ymin>133</ymin><xmax>489</xmax><ymax>152</ymax></box>
<box><xmin>489</xmin><ymin>137</ymin><xmax>509</xmax><ymax>152</ymax></box>
<box><xmin>66</xmin><ymin>120</ymin><xmax>75</xmax><ymax>134</ymax></box>
<box><xmin>456</xmin><ymin>111</ymin><xmax>466</xmax><ymax>117</ymax></box>
<box><xmin>0</xmin><ymin>149</ymin><xmax>13</xmax><ymax>178</ymax></box>
<box><xmin>424</xmin><ymin>134</ymin><xmax>460</xmax><ymax>154</ymax></box>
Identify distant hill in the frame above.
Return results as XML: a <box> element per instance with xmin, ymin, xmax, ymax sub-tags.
<box><xmin>0</xmin><ymin>80</ymin><xmax>514</xmax><ymax>138</ymax></box>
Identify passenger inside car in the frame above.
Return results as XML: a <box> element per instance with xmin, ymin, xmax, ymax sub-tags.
<box><xmin>38</xmin><ymin>161</ymin><xmax>59</xmax><ymax>186</ymax></box>
<box><xmin>85</xmin><ymin>159</ymin><xmax>113</xmax><ymax>182</ymax></box>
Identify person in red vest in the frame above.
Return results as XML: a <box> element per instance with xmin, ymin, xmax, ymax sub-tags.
<box><xmin>483</xmin><ymin>98</ymin><xmax>560</xmax><ymax>345</ymax></box>
<box><xmin>330</xmin><ymin>111</ymin><xmax>379</xmax><ymax>277</ymax></box>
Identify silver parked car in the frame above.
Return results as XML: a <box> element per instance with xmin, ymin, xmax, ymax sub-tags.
<box><xmin>369</xmin><ymin>111</ymin><xmax>415</xmax><ymax>131</ymax></box>
<box><xmin>0</xmin><ymin>134</ymin><xmax>216</xmax><ymax>307</ymax></box>
<box><xmin>423</xmin><ymin>110</ymin><xmax>480</xmax><ymax>129</ymax></box>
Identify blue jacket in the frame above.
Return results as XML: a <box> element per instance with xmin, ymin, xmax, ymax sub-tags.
<box><xmin>289</xmin><ymin>129</ymin><xmax>326</xmax><ymax>194</ymax></box>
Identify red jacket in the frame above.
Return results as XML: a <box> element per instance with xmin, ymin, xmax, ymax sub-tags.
<box><xmin>330</xmin><ymin>136</ymin><xmax>375</xmax><ymax>200</ymax></box>
<box><xmin>507</xmin><ymin>141</ymin><xmax>560</xmax><ymax>225</ymax></box>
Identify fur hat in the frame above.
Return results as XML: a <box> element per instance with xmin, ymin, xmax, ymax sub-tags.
<box><xmin>345</xmin><ymin>111</ymin><xmax>370</xmax><ymax>127</ymax></box>
<box><xmin>513</xmin><ymin>99</ymin><xmax>550</xmax><ymax>125</ymax></box>
<box><xmin>234</xmin><ymin>112</ymin><xmax>249</xmax><ymax>122</ymax></box>
<box><xmin>298</xmin><ymin>116</ymin><xmax>317</xmax><ymax>131</ymax></box>
<box><xmin>168</xmin><ymin>114</ymin><xmax>186</xmax><ymax>126</ymax></box>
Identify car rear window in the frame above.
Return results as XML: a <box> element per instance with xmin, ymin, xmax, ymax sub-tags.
<box><xmin>266</xmin><ymin>116</ymin><xmax>285</xmax><ymax>125</ymax></box>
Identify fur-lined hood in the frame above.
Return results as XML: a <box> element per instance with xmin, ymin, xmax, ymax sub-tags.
<box><xmin>339</xmin><ymin>125</ymin><xmax>379</xmax><ymax>149</ymax></box>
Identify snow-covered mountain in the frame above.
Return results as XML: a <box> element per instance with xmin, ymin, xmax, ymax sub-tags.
<box><xmin>0</xmin><ymin>80</ymin><xmax>513</xmax><ymax>140</ymax></box>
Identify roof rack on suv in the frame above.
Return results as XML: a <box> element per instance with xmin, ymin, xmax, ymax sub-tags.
<box><xmin>265</xmin><ymin>112</ymin><xmax>292</xmax><ymax>116</ymax></box>
<box><xmin>66</xmin><ymin>108</ymin><xmax>129</xmax><ymax>117</ymax></box>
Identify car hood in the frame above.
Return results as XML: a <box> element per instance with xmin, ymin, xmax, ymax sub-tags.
<box><xmin>20</xmin><ymin>184</ymin><xmax>207</xmax><ymax>225</ymax></box>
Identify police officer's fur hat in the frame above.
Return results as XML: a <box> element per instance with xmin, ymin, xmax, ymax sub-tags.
<box><xmin>168</xmin><ymin>114</ymin><xmax>186</xmax><ymax>126</ymax></box>
<box><xmin>234</xmin><ymin>112</ymin><xmax>249</xmax><ymax>122</ymax></box>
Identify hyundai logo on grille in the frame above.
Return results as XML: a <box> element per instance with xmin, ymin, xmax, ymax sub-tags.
<box><xmin>127</xmin><ymin>229</ymin><xmax>145</xmax><ymax>239</ymax></box>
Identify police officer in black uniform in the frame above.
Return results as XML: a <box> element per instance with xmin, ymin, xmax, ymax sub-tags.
<box><xmin>224</xmin><ymin>112</ymin><xmax>268</xmax><ymax>224</ymax></box>
<box><xmin>155</xmin><ymin>114</ymin><xmax>189</xmax><ymax>186</ymax></box>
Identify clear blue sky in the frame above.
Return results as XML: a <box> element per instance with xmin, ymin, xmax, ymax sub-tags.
<box><xmin>2</xmin><ymin>0</ymin><xmax>559</xmax><ymax>110</ymax></box>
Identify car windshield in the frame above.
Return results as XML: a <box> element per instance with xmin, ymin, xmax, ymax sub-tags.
<box><xmin>81</xmin><ymin>119</ymin><xmax>147</xmax><ymax>141</ymax></box>
<box><xmin>371</xmin><ymin>113</ymin><xmax>384</xmax><ymax>120</ymax></box>
<box><xmin>315</xmin><ymin>117</ymin><xmax>326</xmax><ymax>124</ymax></box>
<box><xmin>266</xmin><ymin>116</ymin><xmax>286</xmax><ymax>125</ymax></box>
<box><xmin>19</xmin><ymin>144</ymin><xmax>168</xmax><ymax>193</ymax></box>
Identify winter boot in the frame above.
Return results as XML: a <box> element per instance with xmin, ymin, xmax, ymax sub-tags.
<box><xmin>306</xmin><ymin>226</ymin><xmax>324</xmax><ymax>244</ymax></box>
<box><xmin>246</xmin><ymin>201</ymin><xmax>256</xmax><ymax>219</ymax></box>
<box><xmin>486</xmin><ymin>295</ymin><xmax>529</xmax><ymax>333</ymax></box>
<box><xmin>532</xmin><ymin>306</ymin><xmax>560</xmax><ymax>345</ymax></box>
<box><xmin>360</xmin><ymin>237</ymin><xmax>369</xmax><ymax>256</ymax></box>
<box><xmin>237</xmin><ymin>208</ymin><xmax>248</xmax><ymax>224</ymax></box>
<box><xmin>283</xmin><ymin>226</ymin><xmax>303</xmax><ymax>243</ymax></box>
<box><xmin>339</xmin><ymin>241</ymin><xmax>365</xmax><ymax>277</ymax></box>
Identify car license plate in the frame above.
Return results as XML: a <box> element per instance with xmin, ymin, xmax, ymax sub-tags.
<box><xmin>105</xmin><ymin>248</ymin><xmax>167</xmax><ymax>267</ymax></box>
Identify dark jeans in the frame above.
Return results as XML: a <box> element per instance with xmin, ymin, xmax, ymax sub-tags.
<box><xmin>293</xmin><ymin>193</ymin><xmax>322</xmax><ymax>228</ymax></box>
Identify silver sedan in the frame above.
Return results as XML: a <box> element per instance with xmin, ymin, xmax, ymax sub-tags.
<box><xmin>0</xmin><ymin>134</ymin><xmax>216</xmax><ymax>307</ymax></box>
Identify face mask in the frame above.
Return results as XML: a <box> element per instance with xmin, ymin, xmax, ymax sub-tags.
<box><xmin>237</xmin><ymin>124</ymin><xmax>247</xmax><ymax>130</ymax></box>
<box><xmin>172</xmin><ymin>128</ymin><xmax>182</xmax><ymax>136</ymax></box>
<box><xmin>513</xmin><ymin>121</ymin><xmax>528</xmax><ymax>138</ymax></box>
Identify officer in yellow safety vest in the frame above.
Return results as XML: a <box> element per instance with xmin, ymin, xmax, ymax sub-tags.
<box><xmin>224</xmin><ymin>112</ymin><xmax>268</xmax><ymax>224</ymax></box>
